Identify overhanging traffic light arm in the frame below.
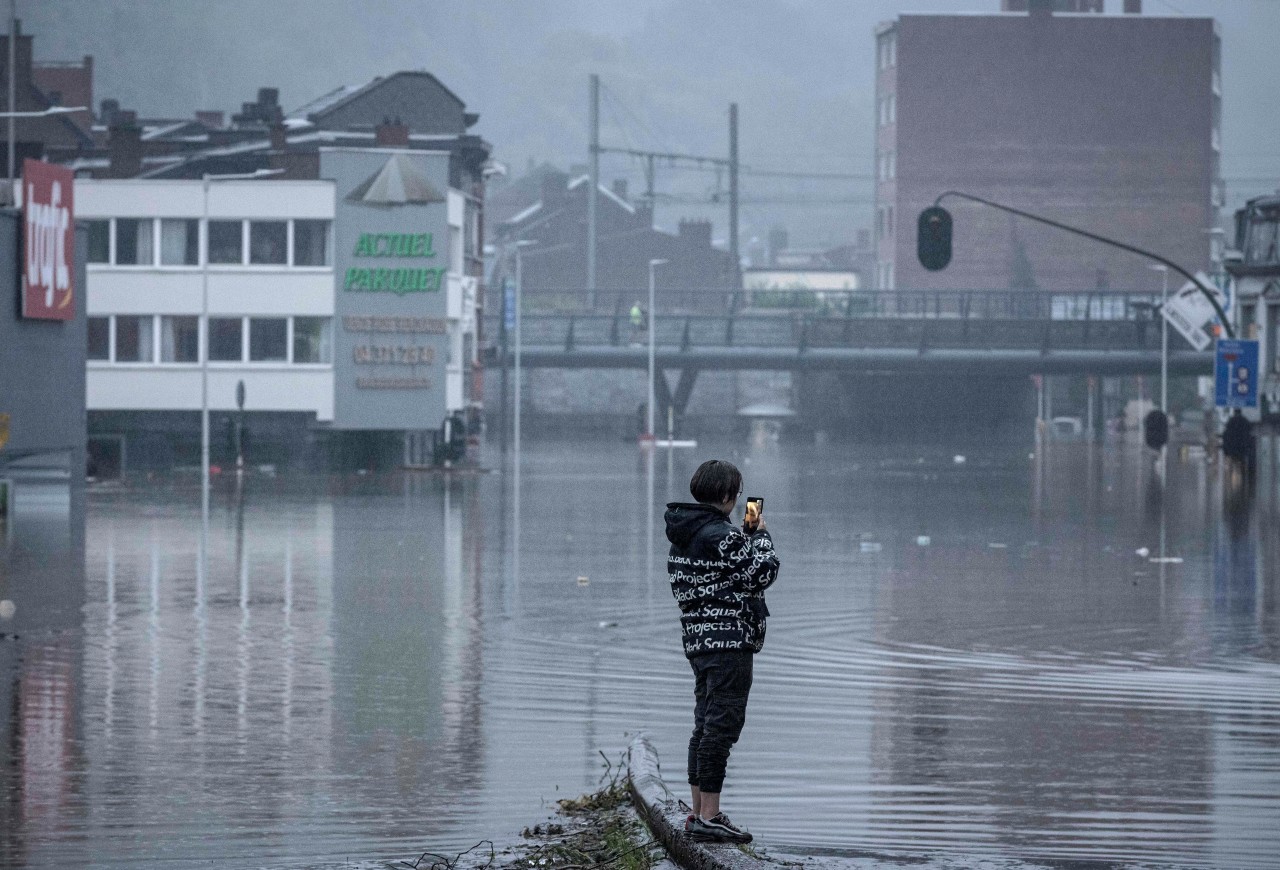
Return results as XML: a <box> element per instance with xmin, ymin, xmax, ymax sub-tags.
<box><xmin>933</xmin><ymin>190</ymin><xmax>1233</xmax><ymax>338</ymax></box>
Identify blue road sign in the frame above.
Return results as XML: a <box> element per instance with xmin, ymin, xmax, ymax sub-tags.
<box><xmin>1215</xmin><ymin>338</ymin><xmax>1259</xmax><ymax>408</ymax></box>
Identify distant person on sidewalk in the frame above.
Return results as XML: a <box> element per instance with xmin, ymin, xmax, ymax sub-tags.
<box><xmin>665</xmin><ymin>459</ymin><xmax>780</xmax><ymax>844</ymax></box>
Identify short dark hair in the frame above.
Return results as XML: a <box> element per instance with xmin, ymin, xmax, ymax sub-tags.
<box><xmin>689</xmin><ymin>459</ymin><xmax>741</xmax><ymax>505</ymax></box>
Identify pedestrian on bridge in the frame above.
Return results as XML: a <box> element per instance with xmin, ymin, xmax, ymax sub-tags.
<box><xmin>630</xmin><ymin>300</ymin><xmax>645</xmax><ymax>343</ymax></box>
<box><xmin>666</xmin><ymin>459</ymin><xmax>779</xmax><ymax>844</ymax></box>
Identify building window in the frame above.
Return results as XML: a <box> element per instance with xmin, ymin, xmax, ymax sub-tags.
<box><xmin>888</xmin><ymin>33</ymin><xmax>896</xmax><ymax>67</ymax></box>
<box><xmin>887</xmin><ymin>205</ymin><xmax>894</xmax><ymax>236</ymax></box>
<box><xmin>249</xmin><ymin>317</ymin><xmax>288</xmax><ymax>361</ymax></box>
<box><xmin>888</xmin><ymin>151</ymin><xmax>896</xmax><ymax>180</ymax></box>
<box><xmin>160</xmin><ymin>316</ymin><xmax>200</xmax><ymax>363</ymax></box>
<box><xmin>160</xmin><ymin>219</ymin><xmax>200</xmax><ymax>266</ymax></box>
<box><xmin>249</xmin><ymin>220</ymin><xmax>288</xmax><ymax>265</ymax></box>
<box><xmin>86</xmin><ymin>220</ymin><xmax>110</xmax><ymax>263</ymax></box>
<box><xmin>208</xmin><ymin>220</ymin><xmax>243</xmax><ymax>264</ymax></box>
<box><xmin>87</xmin><ymin>316</ymin><xmax>110</xmax><ymax>360</ymax></box>
<box><xmin>887</xmin><ymin>94</ymin><xmax>895</xmax><ymax>124</ymax></box>
<box><xmin>208</xmin><ymin>317</ymin><xmax>243</xmax><ymax>362</ymax></box>
<box><xmin>293</xmin><ymin>220</ymin><xmax>331</xmax><ymax>266</ymax></box>
<box><xmin>292</xmin><ymin>316</ymin><xmax>332</xmax><ymax>363</ymax></box>
<box><xmin>115</xmin><ymin>218</ymin><xmax>154</xmax><ymax>265</ymax></box>
<box><xmin>115</xmin><ymin>315</ymin><xmax>154</xmax><ymax>362</ymax></box>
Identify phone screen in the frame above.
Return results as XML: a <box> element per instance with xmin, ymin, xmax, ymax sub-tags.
<box><xmin>744</xmin><ymin>497</ymin><xmax>763</xmax><ymax>529</ymax></box>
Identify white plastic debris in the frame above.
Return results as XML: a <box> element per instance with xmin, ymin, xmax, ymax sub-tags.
<box><xmin>859</xmin><ymin>541</ymin><xmax>882</xmax><ymax>553</ymax></box>
<box><xmin>954</xmin><ymin>455</ymin><xmax>967</xmax><ymax>464</ymax></box>
<box><xmin>916</xmin><ymin>536</ymin><xmax>931</xmax><ymax>546</ymax></box>
<box><xmin>0</xmin><ymin>600</ymin><xmax>14</xmax><ymax>620</ymax></box>
<box><xmin>1135</xmin><ymin>547</ymin><xmax>1150</xmax><ymax>558</ymax></box>
<box><xmin>1149</xmin><ymin>556</ymin><xmax>1184</xmax><ymax>564</ymax></box>
<box><xmin>988</xmin><ymin>543</ymin><xmax>1008</xmax><ymax>549</ymax></box>
<box><xmin>597</xmin><ymin>621</ymin><xmax>618</xmax><ymax>629</ymax></box>
<box><xmin>576</xmin><ymin>575</ymin><xmax>590</xmax><ymax>586</ymax></box>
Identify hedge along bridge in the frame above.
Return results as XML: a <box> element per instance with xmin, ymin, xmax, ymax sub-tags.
<box><xmin>490</xmin><ymin>288</ymin><xmax>1214</xmax><ymax>376</ymax></box>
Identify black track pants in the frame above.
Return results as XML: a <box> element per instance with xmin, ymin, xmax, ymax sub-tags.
<box><xmin>686</xmin><ymin>649</ymin><xmax>754</xmax><ymax>794</ymax></box>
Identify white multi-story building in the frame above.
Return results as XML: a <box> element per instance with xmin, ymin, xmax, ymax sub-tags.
<box><xmin>1228</xmin><ymin>194</ymin><xmax>1280</xmax><ymax>422</ymax></box>
<box><xmin>77</xmin><ymin>162</ymin><xmax>478</xmax><ymax>472</ymax></box>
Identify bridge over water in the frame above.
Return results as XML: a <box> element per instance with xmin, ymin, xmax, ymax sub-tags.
<box><xmin>487</xmin><ymin>290</ymin><xmax>1213</xmax><ymax>440</ymax></box>
<box><xmin>489</xmin><ymin>290</ymin><xmax>1212</xmax><ymax>377</ymax></box>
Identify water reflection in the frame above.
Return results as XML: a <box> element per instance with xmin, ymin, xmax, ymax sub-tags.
<box><xmin>0</xmin><ymin>441</ymin><xmax>1277</xmax><ymax>867</ymax></box>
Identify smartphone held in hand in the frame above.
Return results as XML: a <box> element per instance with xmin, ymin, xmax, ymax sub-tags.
<box><xmin>744</xmin><ymin>496</ymin><xmax>763</xmax><ymax>532</ymax></box>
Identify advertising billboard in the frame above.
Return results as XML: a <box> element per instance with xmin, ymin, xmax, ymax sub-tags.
<box><xmin>21</xmin><ymin>159</ymin><xmax>76</xmax><ymax>321</ymax></box>
<box><xmin>322</xmin><ymin>149</ymin><xmax>452</xmax><ymax>431</ymax></box>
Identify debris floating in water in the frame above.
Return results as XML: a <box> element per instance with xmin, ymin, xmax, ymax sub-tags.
<box><xmin>988</xmin><ymin>543</ymin><xmax>1007</xmax><ymax>549</ymax></box>
<box><xmin>0</xmin><ymin>600</ymin><xmax>14</xmax><ymax>620</ymax></box>
<box><xmin>1135</xmin><ymin>547</ymin><xmax>1150</xmax><ymax>558</ymax></box>
<box><xmin>1149</xmin><ymin>556</ymin><xmax>1184</xmax><ymax>564</ymax></box>
<box><xmin>916</xmin><ymin>536</ymin><xmax>931</xmax><ymax>546</ymax></box>
<box><xmin>597</xmin><ymin>620</ymin><xmax>618</xmax><ymax>629</ymax></box>
<box><xmin>859</xmin><ymin>541</ymin><xmax>882</xmax><ymax>553</ymax></box>
<box><xmin>953</xmin><ymin>455</ymin><xmax>967</xmax><ymax>464</ymax></box>
<box><xmin>576</xmin><ymin>575</ymin><xmax>590</xmax><ymax>586</ymax></box>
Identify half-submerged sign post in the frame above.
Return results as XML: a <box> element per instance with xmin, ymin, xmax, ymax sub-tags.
<box><xmin>1214</xmin><ymin>339</ymin><xmax>1259</xmax><ymax>409</ymax></box>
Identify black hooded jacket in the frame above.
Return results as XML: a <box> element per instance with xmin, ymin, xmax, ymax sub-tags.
<box><xmin>665</xmin><ymin>502</ymin><xmax>780</xmax><ymax>658</ymax></box>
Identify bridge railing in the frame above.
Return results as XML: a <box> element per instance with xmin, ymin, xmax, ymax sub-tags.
<box><xmin>503</xmin><ymin>288</ymin><xmax>1166</xmax><ymax>321</ymax></box>
<box><xmin>485</xmin><ymin>308</ymin><xmax>1197</xmax><ymax>355</ymax></box>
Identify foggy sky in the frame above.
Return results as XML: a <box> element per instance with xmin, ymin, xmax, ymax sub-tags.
<box><xmin>26</xmin><ymin>0</ymin><xmax>1280</xmax><ymax>249</ymax></box>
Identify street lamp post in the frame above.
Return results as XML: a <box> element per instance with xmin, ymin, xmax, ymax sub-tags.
<box><xmin>200</xmin><ymin>169</ymin><xmax>284</xmax><ymax>521</ymax></box>
<box><xmin>646</xmin><ymin>259</ymin><xmax>668</xmax><ymax>442</ymax></box>
<box><xmin>1150</xmin><ymin>264</ymin><xmax>1169</xmax><ymax>415</ymax></box>
<box><xmin>512</xmin><ymin>240</ymin><xmax>535</xmax><ymax>462</ymax></box>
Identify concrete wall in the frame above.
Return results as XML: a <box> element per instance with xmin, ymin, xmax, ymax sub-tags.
<box><xmin>0</xmin><ymin>211</ymin><xmax>87</xmax><ymax>469</ymax></box>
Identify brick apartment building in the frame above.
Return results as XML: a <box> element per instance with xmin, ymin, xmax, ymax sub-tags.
<box><xmin>873</xmin><ymin>0</ymin><xmax>1221</xmax><ymax>293</ymax></box>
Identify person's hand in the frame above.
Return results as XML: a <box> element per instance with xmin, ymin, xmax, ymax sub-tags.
<box><xmin>750</xmin><ymin>514</ymin><xmax>766</xmax><ymax>534</ymax></box>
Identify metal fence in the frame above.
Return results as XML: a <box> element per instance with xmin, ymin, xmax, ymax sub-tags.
<box><xmin>485</xmin><ymin>306</ymin><xmax>1192</xmax><ymax>355</ymax></box>
<box><xmin>502</xmin><ymin>288</ymin><xmax>1166</xmax><ymax>321</ymax></box>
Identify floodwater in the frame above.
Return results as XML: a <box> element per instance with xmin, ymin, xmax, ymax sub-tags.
<box><xmin>1</xmin><ymin>437</ymin><xmax>1279</xmax><ymax>869</ymax></box>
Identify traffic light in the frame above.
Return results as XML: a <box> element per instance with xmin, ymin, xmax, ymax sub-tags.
<box><xmin>917</xmin><ymin>206</ymin><xmax>953</xmax><ymax>271</ymax></box>
<box><xmin>1143</xmin><ymin>409</ymin><xmax>1169</xmax><ymax>451</ymax></box>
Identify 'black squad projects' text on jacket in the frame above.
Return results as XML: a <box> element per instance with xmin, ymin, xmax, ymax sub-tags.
<box><xmin>665</xmin><ymin>502</ymin><xmax>780</xmax><ymax>658</ymax></box>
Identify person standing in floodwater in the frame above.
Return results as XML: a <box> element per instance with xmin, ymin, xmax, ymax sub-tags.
<box><xmin>665</xmin><ymin>459</ymin><xmax>780</xmax><ymax>844</ymax></box>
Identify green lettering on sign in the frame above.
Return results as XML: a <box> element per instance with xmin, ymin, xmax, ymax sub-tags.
<box><xmin>344</xmin><ymin>267</ymin><xmax>446</xmax><ymax>295</ymax></box>
<box><xmin>352</xmin><ymin>232</ymin><xmax>437</xmax><ymax>259</ymax></box>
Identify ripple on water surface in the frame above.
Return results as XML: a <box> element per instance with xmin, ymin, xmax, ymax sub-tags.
<box><xmin>0</xmin><ymin>441</ymin><xmax>1277</xmax><ymax>868</ymax></box>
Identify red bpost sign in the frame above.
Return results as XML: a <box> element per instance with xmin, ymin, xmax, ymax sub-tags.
<box><xmin>22</xmin><ymin>158</ymin><xmax>76</xmax><ymax>320</ymax></box>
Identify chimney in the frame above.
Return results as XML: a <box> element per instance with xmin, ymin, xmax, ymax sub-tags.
<box><xmin>99</xmin><ymin>98</ymin><xmax>121</xmax><ymax>126</ymax></box>
<box><xmin>374</xmin><ymin>116</ymin><xmax>410</xmax><ymax>147</ymax></box>
<box><xmin>612</xmin><ymin>178</ymin><xmax>628</xmax><ymax>201</ymax></box>
<box><xmin>108</xmin><ymin>110</ymin><xmax>143</xmax><ymax>177</ymax></box>
<box><xmin>679</xmin><ymin>219</ymin><xmax>712</xmax><ymax>249</ymax></box>
<box><xmin>1123</xmin><ymin>0</ymin><xmax>1142</xmax><ymax>12</ymax></box>
<box><xmin>195</xmin><ymin>110</ymin><xmax>225</xmax><ymax>129</ymax></box>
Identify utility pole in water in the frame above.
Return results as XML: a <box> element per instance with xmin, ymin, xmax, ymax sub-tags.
<box><xmin>587</xmin><ymin>73</ymin><xmax>599</xmax><ymax>309</ymax></box>
<box><xmin>729</xmin><ymin>103</ymin><xmax>739</xmax><ymax>274</ymax></box>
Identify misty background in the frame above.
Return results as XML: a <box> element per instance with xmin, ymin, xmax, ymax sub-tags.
<box><xmin>26</xmin><ymin>0</ymin><xmax>1280</xmax><ymax>248</ymax></box>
